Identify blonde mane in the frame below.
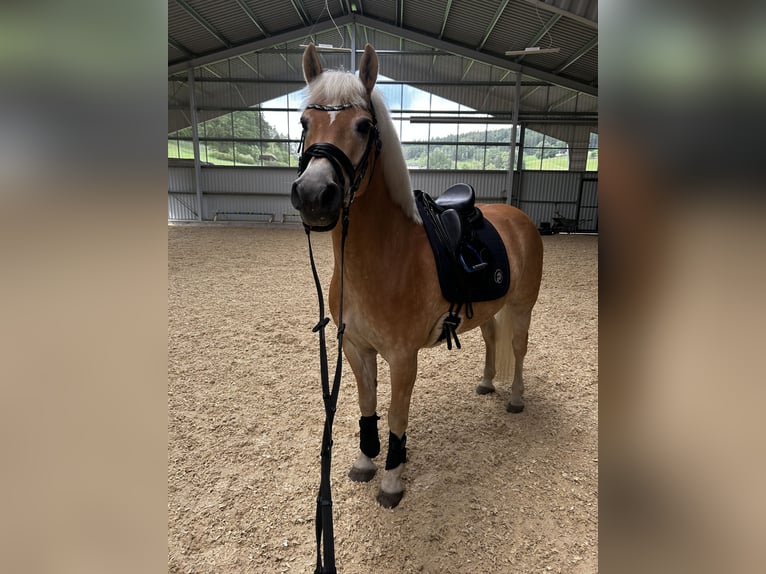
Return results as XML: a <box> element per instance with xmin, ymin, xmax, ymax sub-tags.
<box><xmin>304</xmin><ymin>70</ymin><xmax>421</xmax><ymax>224</ymax></box>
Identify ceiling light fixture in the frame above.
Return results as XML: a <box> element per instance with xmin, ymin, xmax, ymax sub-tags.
<box><xmin>299</xmin><ymin>43</ymin><xmax>352</xmax><ymax>52</ymax></box>
<box><xmin>505</xmin><ymin>46</ymin><xmax>560</xmax><ymax>56</ymax></box>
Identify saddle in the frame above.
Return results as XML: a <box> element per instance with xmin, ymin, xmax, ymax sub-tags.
<box><xmin>415</xmin><ymin>184</ymin><xmax>511</xmax><ymax>349</ymax></box>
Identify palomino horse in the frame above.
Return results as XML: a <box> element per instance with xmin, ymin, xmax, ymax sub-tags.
<box><xmin>292</xmin><ymin>44</ymin><xmax>543</xmax><ymax>508</ymax></box>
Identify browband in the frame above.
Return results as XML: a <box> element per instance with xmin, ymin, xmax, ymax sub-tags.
<box><xmin>305</xmin><ymin>100</ymin><xmax>378</xmax><ymax>125</ymax></box>
<box><xmin>306</xmin><ymin>103</ymin><xmax>354</xmax><ymax>112</ymax></box>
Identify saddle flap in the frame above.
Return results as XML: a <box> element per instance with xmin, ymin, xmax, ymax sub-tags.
<box><xmin>439</xmin><ymin>209</ymin><xmax>462</xmax><ymax>254</ymax></box>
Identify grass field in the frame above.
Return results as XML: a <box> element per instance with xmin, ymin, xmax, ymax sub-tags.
<box><xmin>169</xmin><ymin>140</ymin><xmax>598</xmax><ymax>171</ymax></box>
<box><xmin>524</xmin><ymin>151</ymin><xmax>599</xmax><ymax>171</ymax></box>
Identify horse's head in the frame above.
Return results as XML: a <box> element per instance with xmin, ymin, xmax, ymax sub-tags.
<box><xmin>291</xmin><ymin>43</ymin><xmax>380</xmax><ymax>231</ymax></box>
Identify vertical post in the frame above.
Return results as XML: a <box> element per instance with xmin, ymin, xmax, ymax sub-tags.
<box><xmin>514</xmin><ymin>123</ymin><xmax>526</xmax><ymax>208</ymax></box>
<box><xmin>351</xmin><ymin>14</ymin><xmax>357</xmax><ymax>72</ymax></box>
<box><xmin>188</xmin><ymin>67</ymin><xmax>203</xmax><ymax>221</ymax></box>
<box><xmin>516</xmin><ymin>124</ymin><xmax>526</xmax><ymax>170</ymax></box>
<box><xmin>505</xmin><ymin>72</ymin><xmax>522</xmax><ymax>205</ymax></box>
<box><xmin>575</xmin><ymin>174</ymin><xmax>584</xmax><ymax>233</ymax></box>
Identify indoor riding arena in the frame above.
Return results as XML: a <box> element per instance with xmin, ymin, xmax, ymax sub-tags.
<box><xmin>168</xmin><ymin>2</ymin><xmax>598</xmax><ymax>572</ymax></box>
<box><xmin>168</xmin><ymin>225</ymin><xmax>597</xmax><ymax>573</ymax></box>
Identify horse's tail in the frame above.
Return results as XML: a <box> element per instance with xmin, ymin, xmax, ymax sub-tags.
<box><xmin>493</xmin><ymin>302</ymin><xmax>516</xmax><ymax>380</ymax></box>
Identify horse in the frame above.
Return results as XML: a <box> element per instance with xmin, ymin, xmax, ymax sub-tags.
<box><xmin>291</xmin><ymin>43</ymin><xmax>543</xmax><ymax>509</ymax></box>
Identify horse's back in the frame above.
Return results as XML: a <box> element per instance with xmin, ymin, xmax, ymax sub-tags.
<box><xmin>479</xmin><ymin>203</ymin><xmax>543</xmax><ymax>304</ymax></box>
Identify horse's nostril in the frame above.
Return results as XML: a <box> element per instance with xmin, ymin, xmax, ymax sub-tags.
<box><xmin>320</xmin><ymin>183</ymin><xmax>342</xmax><ymax>211</ymax></box>
<box><xmin>290</xmin><ymin>181</ymin><xmax>303</xmax><ymax>210</ymax></box>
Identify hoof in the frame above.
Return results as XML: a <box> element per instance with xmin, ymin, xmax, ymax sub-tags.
<box><xmin>376</xmin><ymin>489</ymin><xmax>404</xmax><ymax>509</ymax></box>
<box><xmin>506</xmin><ymin>402</ymin><xmax>525</xmax><ymax>413</ymax></box>
<box><xmin>348</xmin><ymin>466</ymin><xmax>377</xmax><ymax>483</ymax></box>
<box><xmin>476</xmin><ymin>384</ymin><xmax>496</xmax><ymax>395</ymax></box>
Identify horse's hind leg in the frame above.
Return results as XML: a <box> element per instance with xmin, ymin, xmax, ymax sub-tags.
<box><xmin>476</xmin><ymin>319</ymin><xmax>498</xmax><ymax>395</ymax></box>
<box><xmin>507</xmin><ymin>303</ymin><xmax>533</xmax><ymax>413</ymax></box>
<box><xmin>345</xmin><ymin>341</ymin><xmax>380</xmax><ymax>483</ymax></box>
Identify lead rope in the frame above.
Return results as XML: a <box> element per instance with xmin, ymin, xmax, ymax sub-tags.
<box><xmin>306</xmin><ymin>207</ymin><xmax>350</xmax><ymax>574</ymax></box>
<box><xmin>301</xmin><ymin>103</ymin><xmax>379</xmax><ymax>573</ymax></box>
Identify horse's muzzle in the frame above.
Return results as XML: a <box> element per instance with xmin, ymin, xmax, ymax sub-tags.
<box><xmin>291</xmin><ymin>179</ymin><xmax>343</xmax><ymax>230</ymax></box>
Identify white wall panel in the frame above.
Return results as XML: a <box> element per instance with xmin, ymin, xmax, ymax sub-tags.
<box><xmin>411</xmin><ymin>170</ymin><xmax>507</xmax><ymax>201</ymax></box>
<box><xmin>168</xmin><ymin>167</ymin><xmax>194</xmax><ymax>193</ymax></box>
<box><xmin>168</xmin><ymin>167</ymin><xmax>597</xmax><ymax>231</ymax></box>
<box><xmin>200</xmin><ymin>167</ymin><xmax>295</xmax><ymax>195</ymax></box>
<box><xmin>520</xmin><ymin>171</ymin><xmax>582</xmax><ymax>203</ymax></box>
<box><xmin>168</xmin><ymin>193</ymin><xmax>198</xmax><ymax>220</ymax></box>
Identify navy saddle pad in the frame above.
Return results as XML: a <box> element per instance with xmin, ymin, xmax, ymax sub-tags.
<box><xmin>415</xmin><ymin>188</ymin><xmax>510</xmax><ymax>304</ymax></box>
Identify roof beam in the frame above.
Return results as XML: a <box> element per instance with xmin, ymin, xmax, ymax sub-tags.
<box><xmin>168</xmin><ymin>14</ymin><xmax>356</xmax><ymax>74</ymax></box>
<box><xmin>520</xmin><ymin>85</ymin><xmax>542</xmax><ymax>102</ymax></box>
<box><xmin>182</xmin><ymin>77</ymin><xmax>549</xmax><ymax>87</ymax></box>
<box><xmin>460</xmin><ymin>60</ymin><xmax>475</xmax><ymax>81</ymax></box>
<box><xmin>397</xmin><ymin>0</ymin><xmax>405</xmax><ymax>27</ymax></box>
<box><xmin>289</xmin><ymin>0</ymin><xmax>311</xmax><ymax>27</ymax></box>
<box><xmin>202</xmin><ymin>65</ymin><xmax>222</xmax><ymax>79</ymax></box>
<box><xmin>237</xmin><ymin>55</ymin><xmax>263</xmax><ymax>78</ymax></box>
<box><xmin>167</xmin><ymin>12</ymin><xmax>597</xmax><ymax>96</ymax></box>
<box><xmin>353</xmin><ymin>14</ymin><xmax>597</xmax><ymax>95</ymax></box>
<box><xmin>174</xmin><ymin>0</ymin><xmax>231</xmax><ymax>48</ymax></box>
<box><xmin>477</xmin><ymin>0</ymin><xmax>510</xmax><ymax>51</ymax></box>
<box><xmin>168</xmin><ymin>37</ymin><xmax>195</xmax><ymax>58</ymax></box>
<box><xmin>516</xmin><ymin>13</ymin><xmax>561</xmax><ymax>61</ymax></box>
<box><xmin>479</xmin><ymin>68</ymin><xmax>512</xmax><ymax>109</ymax></box>
<box><xmin>231</xmin><ymin>0</ymin><xmax>269</xmax><ymax>37</ymax></box>
<box><xmin>438</xmin><ymin>0</ymin><xmax>453</xmax><ymax>39</ymax></box>
<box><xmin>548</xmin><ymin>92</ymin><xmax>578</xmax><ymax>111</ymax></box>
<box><xmin>521</xmin><ymin>0</ymin><xmax>597</xmax><ymax>29</ymax></box>
<box><xmin>554</xmin><ymin>36</ymin><xmax>597</xmax><ymax>73</ymax></box>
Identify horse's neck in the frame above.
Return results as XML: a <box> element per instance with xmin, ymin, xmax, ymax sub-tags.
<box><xmin>331</xmin><ymin>172</ymin><xmax>417</xmax><ymax>275</ymax></box>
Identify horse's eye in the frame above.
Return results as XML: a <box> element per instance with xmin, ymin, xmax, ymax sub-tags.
<box><xmin>300</xmin><ymin>117</ymin><xmax>308</xmax><ymax>130</ymax></box>
<box><xmin>356</xmin><ymin>120</ymin><xmax>372</xmax><ymax>135</ymax></box>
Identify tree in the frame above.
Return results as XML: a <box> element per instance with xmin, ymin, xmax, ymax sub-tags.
<box><xmin>429</xmin><ymin>147</ymin><xmax>454</xmax><ymax>169</ymax></box>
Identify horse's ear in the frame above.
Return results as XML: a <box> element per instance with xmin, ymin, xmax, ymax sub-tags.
<box><xmin>358</xmin><ymin>44</ymin><xmax>378</xmax><ymax>95</ymax></box>
<box><xmin>303</xmin><ymin>43</ymin><xmax>323</xmax><ymax>84</ymax></box>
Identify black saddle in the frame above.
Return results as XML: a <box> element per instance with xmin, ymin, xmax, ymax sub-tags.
<box><xmin>435</xmin><ymin>183</ymin><xmax>479</xmax><ymax>216</ymax></box>
<box><xmin>426</xmin><ymin>184</ymin><xmax>486</xmax><ymax>273</ymax></box>
<box><xmin>416</xmin><ymin>184</ymin><xmax>510</xmax><ymax>302</ymax></box>
<box><xmin>415</xmin><ymin>184</ymin><xmax>511</xmax><ymax>349</ymax></box>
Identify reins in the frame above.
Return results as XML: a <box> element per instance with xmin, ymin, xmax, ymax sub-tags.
<box><xmin>299</xmin><ymin>100</ymin><xmax>379</xmax><ymax>574</ymax></box>
<box><xmin>304</xmin><ymin>215</ymin><xmax>347</xmax><ymax>574</ymax></box>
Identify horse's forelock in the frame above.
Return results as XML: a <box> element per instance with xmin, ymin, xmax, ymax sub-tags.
<box><xmin>303</xmin><ymin>71</ymin><xmax>369</xmax><ymax>109</ymax></box>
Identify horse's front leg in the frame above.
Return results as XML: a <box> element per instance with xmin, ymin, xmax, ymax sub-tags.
<box><xmin>377</xmin><ymin>353</ymin><xmax>417</xmax><ymax>509</ymax></box>
<box><xmin>344</xmin><ymin>340</ymin><xmax>381</xmax><ymax>483</ymax></box>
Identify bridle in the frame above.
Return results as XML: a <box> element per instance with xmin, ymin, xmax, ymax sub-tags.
<box><xmin>297</xmin><ymin>99</ymin><xmax>380</xmax><ymax>574</ymax></box>
<box><xmin>296</xmin><ymin>102</ymin><xmax>381</xmax><ymax>232</ymax></box>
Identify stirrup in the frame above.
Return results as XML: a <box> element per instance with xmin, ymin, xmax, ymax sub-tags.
<box><xmin>459</xmin><ymin>243</ymin><xmax>488</xmax><ymax>273</ymax></box>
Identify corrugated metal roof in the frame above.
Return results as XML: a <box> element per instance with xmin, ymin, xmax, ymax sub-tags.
<box><xmin>442</xmin><ymin>1</ymin><xmax>499</xmax><ymax>48</ymax></box>
<box><xmin>168</xmin><ymin>0</ymin><xmax>597</xmax><ymax>137</ymax></box>
<box><xmin>364</xmin><ymin>0</ymin><xmax>400</xmax><ymax>24</ymax></box>
<box><xmin>168</xmin><ymin>0</ymin><xmax>598</xmax><ymax>88</ymax></box>
<box><xmin>168</xmin><ymin>2</ymin><xmax>225</xmax><ymax>54</ymax></box>
<box><xmin>404</xmin><ymin>0</ymin><xmax>450</xmax><ymax>38</ymax></box>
